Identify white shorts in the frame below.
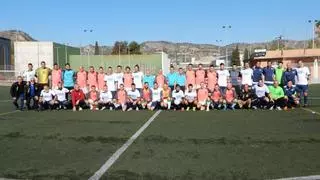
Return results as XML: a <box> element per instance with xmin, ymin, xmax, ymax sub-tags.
<box><xmin>198</xmin><ymin>101</ymin><xmax>206</xmax><ymax>106</ymax></box>
<box><xmin>125</xmin><ymin>87</ymin><xmax>132</xmax><ymax>92</ymax></box>
<box><xmin>81</xmin><ymin>87</ymin><xmax>88</xmax><ymax>94</ymax></box>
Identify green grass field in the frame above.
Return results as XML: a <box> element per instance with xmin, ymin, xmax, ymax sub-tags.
<box><xmin>1</xmin><ymin>86</ymin><xmax>320</xmax><ymax>180</ymax></box>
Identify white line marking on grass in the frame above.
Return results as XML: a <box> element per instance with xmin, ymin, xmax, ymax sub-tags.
<box><xmin>88</xmin><ymin>110</ymin><xmax>162</xmax><ymax>180</ymax></box>
<box><xmin>302</xmin><ymin>108</ymin><xmax>320</xmax><ymax>116</ymax></box>
<box><xmin>275</xmin><ymin>175</ymin><xmax>320</xmax><ymax>180</ymax></box>
<box><xmin>0</xmin><ymin>110</ymin><xmax>18</xmax><ymax>116</ymax></box>
<box><xmin>0</xmin><ymin>100</ymin><xmax>12</xmax><ymax>103</ymax></box>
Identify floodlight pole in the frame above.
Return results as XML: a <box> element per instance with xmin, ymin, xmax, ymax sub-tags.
<box><xmin>83</xmin><ymin>29</ymin><xmax>94</xmax><ymax>68</ymax></box>
<box><xmin>308</xmin><ymin>20</ymin><xmax>318</xmax><ymax>49</ymax></box>
<box><xmin>222</xmin><ymin>25</ymin><xmax>232</xmax><ymax>65</ymax></box>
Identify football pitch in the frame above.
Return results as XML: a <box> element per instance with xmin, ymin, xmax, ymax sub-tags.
<box><xmin>1</xmin><ymin>86</ymin><xmax>320</xmax><ymax>180</ymax></box>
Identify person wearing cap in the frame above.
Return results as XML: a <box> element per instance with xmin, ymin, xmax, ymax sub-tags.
<box><xmin>25</xmin><ymin>77</ymin><xmax>41</xmax><ymax>110</ymax></box>
<box><xmin>35</xmin><ymin>61</ymin><xmax>51</xmax><ymax>91</ymax></box>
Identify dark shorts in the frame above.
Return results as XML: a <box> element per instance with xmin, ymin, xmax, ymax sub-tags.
<box><xmin>296</xmin><ymin>85</ymin><xmax>308</xmax><ymax>93</ymax></box>
<box><xmin>64</xmin><ymin>86</ymin><xmax>74</xmax><ymax>91</ymax></box>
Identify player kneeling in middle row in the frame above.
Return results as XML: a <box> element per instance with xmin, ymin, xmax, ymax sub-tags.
<box><xmin>210</xmin><ymin>84</ymin><xmax>223</xmax><ymax>110</ymax></box>
<box><xmin>161</xmin><ymin>84</ymin><xmax>172</xmax><ymax>110</ymax></box>
<box><xmin>127</xmin><ymin>83</ymin><xmax>141</xmax><ymax>111</ymax></box>
<box><xmin>38</xmin><ymin>85</ymin><xmax>56</xmax><ymax>111</ymax></box>
<box><xmin>87</xmin><ymin>85</ymin><xmax>100</xmax><ymax>111</ymax></box>
<box><xmin>141</xmin><ymin>82</ymin><xmax>152</xmax><ymax>109</ymax></box>
<box><xmin>99</xmin><ymin>85</ymin><xmax>114</xmax><ymax>110</ymax></box>
<box><xmin>238</xmin><ymin>84</ymin><xmax>254</xmax><ymax>109</ymax></box>
<box><xmin>184</xmin><ymin>84</ymin><xmax>197</xmax><ymax>111</ymax></box>
<box><xmin>197</xmin><ymin>82</ymin><xmax>210</xmax><ymax>111</ymax></box>
<box><xmin>148</xmin><ymin>82</ymin><xmax>162</xmax><ymax>111</ymax></box>
<box><xmin>172</xmin><ymin>85</ymin><xmax>185</xmax><ymax>111</ymax></box>
<box><xmin>223</xmin><ymin>82</ymin><xmax>237</xmax><ymax>110</ymax></box>
<box><xmin>54</xmin><ymin>82</ymin><xmax>70</xmax><ymax>110</ymax></box>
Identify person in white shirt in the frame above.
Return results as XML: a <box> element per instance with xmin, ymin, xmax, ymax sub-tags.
<box><xmin>216</xmin><ymin>63</ymin><xmax>230</xmax><ymax>92</ymax></box>
<box><xmin>53</xmin><ymin>82</ymin><xmax>69</xmax><ymax>110</ymax></box>
<box><xmin>295</xmin><ymin>60</ymin><xmax>310</xmax><ymax>107</ymax></box>
<box><xmin>127</xmin><ymin>83</ymin><xmax>141</xmax><ymax>111</ymax></box>
<box><xmin>252</xmin><ymin>80</ymin><xmax>272</xmax><ymax>109</ymax></box>
<box><xmin>114</xmin><ymin>65</ymin><xmax>124</xmax><ymax>89</ymax></box>
<box><xmin>240</xmin><ymin>62</ymin><xmax>253</xmax><ymax>87</ymax></box>
<box><xmin>99</xmin><ymin>85</ymin><xmax>114</xmax><ymax>110</ymax></box>
<box><xmin>104</xmin><ymin>66</ymin><xmax>117</xmax><ymax>98</ymax></box>
<box><xmin>184</xmin><ymin>84</ymin><xmax>197</xmax><ymax>111</ymax></box>
<box><xmin>38</xmin><ymin>85</ymin><xmax>56</xmax><ymax>111</ymax></box>
<box><xmin>132</xmin><ymin>64</ymin><xmax>144</xmax><ymax>92</ymax></box>
<box><xmin>22</xmin><ymin>63</ymin><xmax>36</xmax><ymax>82</ymax></box>
<box><xmin>172</xmin><ymin>85</ymin><xmax>185</xmax><ymax>111</ymax></box>
<box><xmin>148</xmin><ymin>82</ymin><xmax>162</xmax><ymax>111</ymax></box>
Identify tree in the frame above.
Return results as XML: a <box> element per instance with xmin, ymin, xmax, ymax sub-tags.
<box><xmin>111</xmin><ymin>41</ymin><xmax>128</xmax><ymax>55</ymax></box>
<box><xmin>128</xmin><ymin>41</ymin><xmax>141</xmax><ymax>54</ymax></box>
<box><xmin>243</xmin><ymin>48</ymin><xmax>249</xmax><ymax>63</ymax></box>
<box><xmin>231</xmin><ymin>45</ymin><xmax>240</xmax><ymax>66</ymax></box>
<box><xmin>94</xmin><ymin>41</ymin><xmax>100</xmax><ymax>55</ymax></box>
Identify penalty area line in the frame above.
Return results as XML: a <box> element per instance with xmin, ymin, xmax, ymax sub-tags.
<box><xmin>301</xmin><ymin>108</ymin><xmax>320</xmax><ymax>116</ymax></box>
<box><xmin>88</xmin><ymin>110</ymin><xmax>162</xmax><ymax>180</ymax></box>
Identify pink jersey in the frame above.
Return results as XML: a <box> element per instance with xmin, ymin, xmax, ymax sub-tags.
<box><xmin>156</xmin><ymin>75</ymin><xmax>165</xmax><ymax>88</ymax></box>
<box><xmin>195</xmin><ymin>69</ymin><xmax>206</xmax><ymax>85</ymax></box>
<box><xmin>77</xmin><ymin>71</ymin><xmax>87</xmax><ymax>88</ymax></box>
<box><xmin>197</xmin><ymin>88</ymin><xmax>208</xmax><ymax>102</ymax></box>
<box><xmin>142</xmin><ymin>88</ymin><xmax>151</xmax><ymax>102</ymax></box>
<box><xmin>88</xmin><ymin>72</ymin><xmax>98</xmax><ymax>88</ymax></box>
<box><xmin>186</xmin><ymin>70</ymin><xmax>195</xmax><ymax>86</ymax></box>
<box><xmin>123</xmin><ymin>73</ymin><xmax>133</xmax><ymax>88</ymax></box>
<box><xmin>225</xmin><ymin>89</ymin><xmax>235</xmax><ymax>102</ymax></box>
<box><xmin>117</xmin><ymin>90</ymin><xmax>127</xmax><ymax>104</ymax></box>
<box><xmin>51</xmin><ymin>69</ymin><xmax>62</xmax><ymax>87</ymax></box>
<box><xmin>98</xmin><ymin>73</ymin><xmax>105</xmax><ymax>90</ymax></box>
<box><xmin>207</xmin><ymin>71</ymin><xmax>217</xmax><ymax>91</ymax></box>
<box><xmin>211</xmin><ymin>90</ymin><xmax>221</xmax><ymax>102</ymax></box>
<box><xmin>89</xmin><ymin>91</ymin><xmax>99</xmax><ymax>101</ymax></box>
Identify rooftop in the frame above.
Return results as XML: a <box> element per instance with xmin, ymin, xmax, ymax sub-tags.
<box><xmin>254</xmin><ymin>48</ymin><xmax>320</xmax><ymax>60</ymax></box>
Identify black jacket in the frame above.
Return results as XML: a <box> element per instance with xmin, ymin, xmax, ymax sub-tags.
<box><xmin>10</xmin><ymin>81</ymin><xmax>27</xmax><ymax>98</ymax></box>
<box><xmin>25</xmin><ymin>82</ymin><xmax>41</xmax><ymax>97</ymax></box>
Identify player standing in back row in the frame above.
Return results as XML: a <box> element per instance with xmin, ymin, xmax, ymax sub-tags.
<box><xmin>295</xmin><ymin>60</ymin><xmax>310</xmax><ymax>107</ymax></box>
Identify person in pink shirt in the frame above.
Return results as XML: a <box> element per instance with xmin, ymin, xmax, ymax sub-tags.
<box><xmin>51</xmin><ymin>63</ymin><xmax>62</xmax><ymax>89</ymax></box>
<box><xmin>197</xmin><ymin>82</ymin><xmax>209</xmax><ymax>111</ymax></box>
<box><xmin>87</xmin><ymin>66</ymin><xmax>98</xmax><ymax>89</ymax></box>
<box><xmin>97</xmin><ymin>67</ymin><xmax>105</xmax><ymax>90</ymax></box>
<box><xmin>156</xmin><ymin>69</ymin><xmax>166</xmax><ymax>88</ymax></box>
<box><xmin>195</xmin><ymin>64</ymin><xmax>206</xmax><ymax>89</ymax></box>
<box><xmin>86</xmin><ymin>85</ymin><xmax>99</xmax><ymax>111</ymax></box>
<box><xmin>77</xmin><ymin>66</ymin><xmax>88</xmax><ymax>93</ymax></box>
<box><xmin>116</xmin><ymin>84</ymin><xmax>127</xmax><ymax>111</ymax></box>
<box><xmin>223</xmin><ymin>82</ymin><xmax>237</xmax><ymax>110</ymax></box>
<box><xmin>210</xmin><ymin>84</ymin><xmax>223</xmax><ymax>110</ymax></box>
<box><xmin>123</xmin><ymin>66</ymin><xmax>133</xmax><ymax>91</ymax></box>
<box><xmin>186</xmin><ymin>64</ymin><xmax>195</xmax><ymax>88</ymax></box>
<box><xmin>206</xmin><ymin>64</ymin><xmax>217</xmax><ymax>92</ymax></box>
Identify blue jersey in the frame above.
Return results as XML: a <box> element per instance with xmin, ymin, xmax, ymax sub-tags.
<box><xmin>262</xmin><ymin>67</ymin><xmax>275</xmax><ymax>83</ymax></box>
<box><xmin>143</xmin><ymin>75</ymin><xmax>155</xmax><ymax>88</ymax></box>
<box><xmin>176</xmin><ymin>74</ymin><xmax>186</xmax><ymax>86</ymax></box>
<box><xmin>284</xmin><ymin>86</ymin><xmax>296</xmax><ymax>100</ymax></box>
<box><xmin>62</xmin><ymin>69</ymin><xmax>75</xmax><ymax>87</ymax></box>
<box><xmin>166</xmin><ymin>72</ymin><xmax>178</xmax><ymax>86</ymax></box>
<box><xmin>252</xmin><ymin>67</ymin><xmax>263</xmax><ymax>82</ymax></box>
<box><xmin>283</xmin><ymin>69</ymin><xmax>297</xmax><ymax>85</ymax></box>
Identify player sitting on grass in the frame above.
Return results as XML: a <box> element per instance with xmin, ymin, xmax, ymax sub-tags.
<box><xmin>197</xmin><ymin>82</ymin><xmax>210</xmax><ymax>111</ymax></box>
<box><xmin>115</xmin><ymin>84</ymin><xmax>127</xmax><ymax>111</ymax></box>
<box><xmin>284</xmin><ymin>81</ymin><xmax>299</xmax><ymax>109</ymax></box>
<box><xmin>210</xmin><ymin>84</ymin><xmax>223</xmax><ymax>110</ymax></box>
<box><xmin>252</xmin><ymin>80</ymin><xmax>272</xmax><ymax>109</ymax></box>
<box><xmin>87</xmin><ymin>85</ymin><xmax>100</xmax><ymax>111</ymax></box>
<box><xmin>141</xmin><ymin>82</ymin><xmax>152</xmax><ymax>109</ymax></box>
<box><xmin>223</xmin><ymin>82</ymin><xmax>237</xmax><ymax>110</ymax></box>
<box><xmin>268</xmin><ymin>80</ymin><xmax>287</xmax><ymax>110</ymax></box>
<box><xmin>99</xmin><ymin>85</ymin><xmax>114</xmax><ymax>111</ymax></box>
<box><xmin>127</xmin><ymin>83</ymin><xmax>141</xmax><ymax>111</ymax></box>
<box><xmin>184</xmin><ymin>84</ymin><xmax>197</xmax><ymax>111</ymax></box>
<box><xmin>172</xmin><ymin>85</ymin><xmax>185</xmax><ymax>111</ymax></box>
<box><xmin>161</xmin><ymin>83</ymin><xmax>172</xmax><ymax>110</ymax></box>
<box><xmin>38</xmin><ymin>85</ymin><xmax>56</xmax><ymax>111</ymax></box>
<box><xmin>53</xmin><ymin>82</ymin><xmax>69</xmax><ymax>110</ymax></box>
<box><xmin>71</xmin><ymin>84</ymin><xmax>86</xmax><ymax>111</ymax></box>
<box><xmin>238</xmin><ymin>84</ymin><xmax>254</xmax><ymax>109</ymax></box>
<box><xmin>148</xmin><ymin>82</ymin><xmax>162</xmax><ymax>111</ymax></box>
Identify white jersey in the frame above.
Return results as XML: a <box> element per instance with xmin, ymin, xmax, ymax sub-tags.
<box><xmin>22</xmin><ymin>70</ymin><xmax>36</xmax><ymax>82</ymax></box>
<box><xmin>217</xmin><ymin>69</ymin><xmax>230</xmax><ymax>87</ymax></box>
<box><xmin>151</xmin><ymin>88</ymin><xmax>162</xmax><ymax>102</ymax></box>
<box><xmin>54</xmin><ymin>88</ymin><xmax>69</xmax><ymax>102</ymax></box>
<box><xmin>128</xmin><ymin>89</ymin><xmax>141</xmax><ymax>100</ymax></box>
<box><xmin>296</xmin><ymin>67</ymin><xmax>310</xmax><ymax>85</ymax></box>
<box><xmin>40</xmin><ymin>90</ymin><xmax>55</xmax><ymax>102</ymax></box>
<box><xmin>114</xmin><ymin>72</ymin><xmax>124</xmax><ymax>88</ymax></box>
<box><xmin>100</xmin><ymin>91</ymin><xmax>113</xmax><ymax>102</ymax></box>
<box><xmin>185</xmin><ymin>90</ymin><xmax>197</xmax><ymax>101</ymax></box>
<box><xmin>104</xmin><ymin>74</ymin><xmax>116</xmax><ymax>91</ymax></box>
<box><xmin>132</xmin><ymin>71</ymin><xmax>144</xmax><ymax>89</ymax></box>
<box><xmin>240</xmin><ymin>68</ymin><xmax>253</xmax><ymax>86</ymax></box>
<box><xmin>254</xmin><ymin>84</ymin><xmax>269</xmax><ymax>98</ymax></box>
<box><xmin>172</xmin><ymin>90</ymin><xmax>184</xmax><ymax>104</ymax></box>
